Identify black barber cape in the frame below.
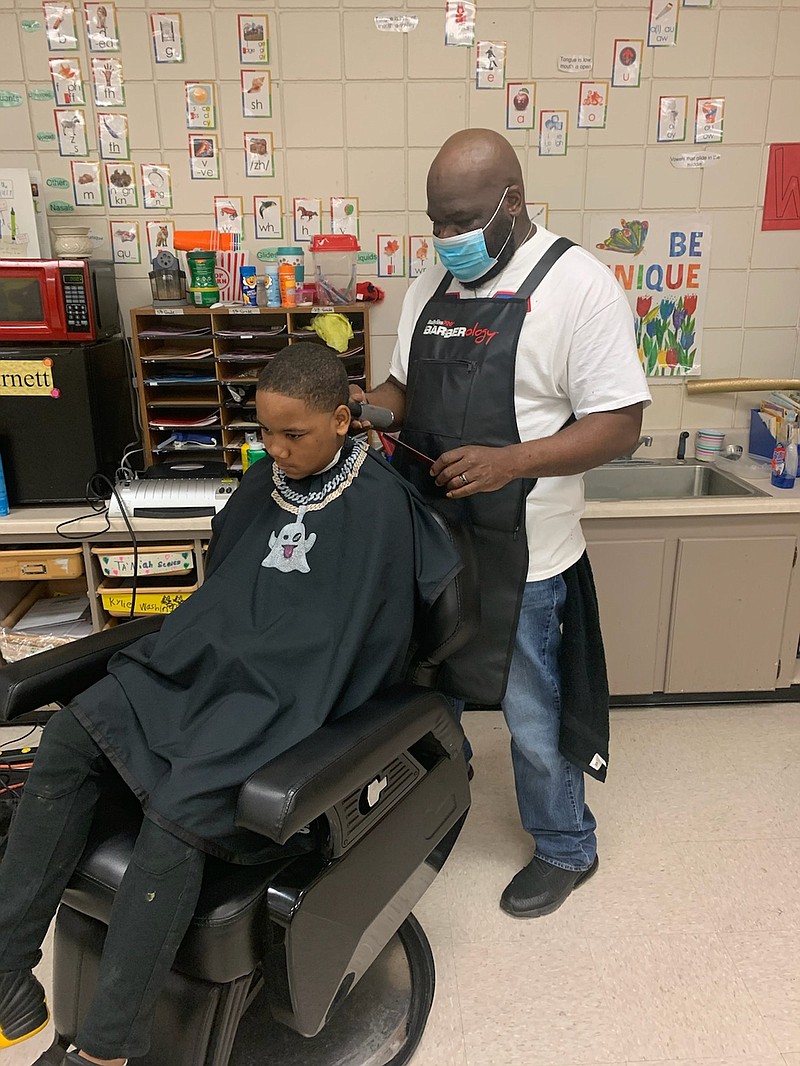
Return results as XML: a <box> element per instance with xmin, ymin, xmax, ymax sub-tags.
<box><xmin>72</xmin><ymin>439</ymin><xmax>461</xmax><ymax>863</ymax></box>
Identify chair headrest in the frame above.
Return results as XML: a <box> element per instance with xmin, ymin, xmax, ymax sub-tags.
<box><xmin>412</xmin><ymin>513</ymin><xmax>480</xmax><ymax>673</ymax></box>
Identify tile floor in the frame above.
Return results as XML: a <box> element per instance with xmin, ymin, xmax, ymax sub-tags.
<box><xmin>3</xmin><ymin>702</ymin><xmax>800</xmax><ymax>1066</ymax></box>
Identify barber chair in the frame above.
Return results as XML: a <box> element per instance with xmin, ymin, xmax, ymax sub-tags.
<box><xmin>0</xmin><ymin>522</ymin><xmax>478</xmax><ymax>1066</ymax></box>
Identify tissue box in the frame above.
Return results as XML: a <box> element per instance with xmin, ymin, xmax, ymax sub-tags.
<box><xmin>749</xmin><ymin>409</ymin><xmax>778</xmax><ymax>461</ymax></box>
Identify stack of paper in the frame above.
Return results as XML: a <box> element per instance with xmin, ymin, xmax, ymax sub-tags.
<box><xmin>12</xmin><ymin>593</ymin><xmax>93</xmax><ymax>640</ymax></box>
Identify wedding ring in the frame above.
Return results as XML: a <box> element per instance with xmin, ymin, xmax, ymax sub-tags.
<box><xmin>460</xmin><ymin>473</ymin><xmax>469</xmax><ymax>486</ymax></box>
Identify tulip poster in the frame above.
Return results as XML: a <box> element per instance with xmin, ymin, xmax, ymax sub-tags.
<box><xmin>590</xmin><ymin>213</ymin><xmax>712</xmax><ymax>377</ymax></box>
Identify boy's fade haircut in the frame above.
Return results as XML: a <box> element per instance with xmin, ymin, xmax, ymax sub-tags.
<box><xmin>256</xmin><ymin>342</ymin><xmax>349</xmax><ymax>413</ymax></box>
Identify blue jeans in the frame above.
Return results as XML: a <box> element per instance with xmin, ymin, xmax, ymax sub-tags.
<box><xmin>502</xmin><ymin>575</ymin><xmax>597</xmax><ymax>871</ymax></box>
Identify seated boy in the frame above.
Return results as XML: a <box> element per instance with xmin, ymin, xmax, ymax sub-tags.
<box><xmin>0</xmin><ymin>342</ymin><xmax>461</xmax><ymax>1066</ymax></box>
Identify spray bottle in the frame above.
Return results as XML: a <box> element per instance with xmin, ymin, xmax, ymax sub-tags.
<box><xmin>0</xmin><ymin>450</ymin><xmax>9</xmax><ymax>516</ymax></box>
<box><xmin>771</xmin><ymin>413</ymin><xmax>797</xmax><ymax>490</ymax></box>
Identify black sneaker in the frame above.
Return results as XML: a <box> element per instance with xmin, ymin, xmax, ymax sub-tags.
<box><xmin>0</xmin><ymin>969</ymin><xmax>49</xmax><ymax>1049</ymax></box>
<box><xmin>500</xmin><ymin>854</ymin><xmax>599</xmax><ymax>918</ymax></box>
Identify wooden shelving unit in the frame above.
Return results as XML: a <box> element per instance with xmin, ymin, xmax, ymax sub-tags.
<box><xmin>130</xmin><ymin>305</ymin><xmax>371</xmax><ymax>473</ymax></box>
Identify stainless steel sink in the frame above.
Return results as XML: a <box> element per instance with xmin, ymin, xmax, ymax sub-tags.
<box><xmin>584</xmin><ymin>459</ymin><xmax>770</xmax><ymax>501</ymax></box>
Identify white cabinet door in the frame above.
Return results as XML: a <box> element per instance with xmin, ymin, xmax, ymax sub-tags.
<box><xmin>587</xmin><ymin>538</ymin><xmax>671</xmax><ymax>696</ymax></box>
<box><xmin>665</xmin><ymin>535</ymin><xmax>796</xmax><ymax>693</ymax></box>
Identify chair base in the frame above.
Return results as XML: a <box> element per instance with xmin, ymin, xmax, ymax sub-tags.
<box><xmin>53</xmin><ymin>907</ymin><xmax>435</xmax><ymax>1066</ymax></box>
<box><xmin>229</xmin><ymin>914</ymin><xmax>434</xmax><ymax>1066</ymax></box>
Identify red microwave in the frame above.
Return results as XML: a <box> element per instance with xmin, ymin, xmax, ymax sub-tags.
<box><xmin>0</xmin><ymin>258</ymin><xmax>119</xmax><ymax>343</ymax></box>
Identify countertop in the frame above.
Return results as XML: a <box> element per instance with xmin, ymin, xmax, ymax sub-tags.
<box><xmin>3</xmin><ymin>460</ymin><xmax>800</xmax><ymax>538</ymax></box>
<box><xmin>0</xmin><ymin>506</ymin><xmax>212</xmax><ymax>539</ymax></box>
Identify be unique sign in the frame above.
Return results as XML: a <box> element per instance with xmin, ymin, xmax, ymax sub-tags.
<box><xmin>590</xmin><ymin>212</ymin><xmax>712</xmax><ymax>378</ymax></box>
<box><xmin>0</xmin><ymin>358</ymin><xmax>60</xmax><ymax>397</ymax></box>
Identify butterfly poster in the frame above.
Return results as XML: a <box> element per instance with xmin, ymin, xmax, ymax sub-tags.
<box><xmin>590</xmin><ymin>212</ymin><xmax>712</xmax><ymax>377</ymax></box>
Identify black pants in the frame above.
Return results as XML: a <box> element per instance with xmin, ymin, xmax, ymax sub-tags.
<box><xmin>0</xmin><ymin>707</ymin><xmax>205</xmax><ymax>1059</ymax></box>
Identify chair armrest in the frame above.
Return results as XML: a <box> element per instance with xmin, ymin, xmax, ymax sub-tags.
<box><xmin>236</xmin><ymin>683</ymin><xmax>464</xmax><ymax>844</ymax></box>
<box><xmin>0</xmin><ymin>616</ymin><xmax>164</xmax><ymax>723</ymax></box>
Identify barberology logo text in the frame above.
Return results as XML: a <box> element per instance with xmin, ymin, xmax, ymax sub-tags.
<box><xmin>422</xmin><ymin>318</ymin><xmax>498</xmax><ymax>345</ymax></box>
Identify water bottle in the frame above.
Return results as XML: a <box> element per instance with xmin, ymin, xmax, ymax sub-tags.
<box><xmin>0</xmin><ymin>450</ymin><xmax>9</xmax><ymax>516</ymax></box>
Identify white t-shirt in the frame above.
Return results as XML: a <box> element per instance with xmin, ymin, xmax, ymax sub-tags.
<box><xmin>389</xmin><ymin>226</ymin><xmax>652</xmax><ymax>581</ymax></box>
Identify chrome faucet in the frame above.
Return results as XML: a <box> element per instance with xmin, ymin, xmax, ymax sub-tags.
<box><xmin>610</xmin><ymin>435</ymin><xmax>653</xmax><ymax>464</ymax></box>
<box><xmin>613</xmin><ymin>435</ymin><xmax>653</xmax><ymax>462</ymax></box>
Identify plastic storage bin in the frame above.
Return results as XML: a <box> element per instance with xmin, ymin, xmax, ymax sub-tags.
<box><xmin>0</xmin><ymin>547</ymin><xmax>84</xmax><ymax>581</ymax></box>
<box><xmin>310</xmin><ymin>234</ymin><xmax>360</xmax><ymax>305</ymax></box>
<box><xmin>97</xmin><ymin>577</ymin><xmax>198</xmax><ymax>616</ymax></box>
<box><xmin>92</xmin><ymin>544</ymin><xmax>195</xmax><ymax>579</ymax></box>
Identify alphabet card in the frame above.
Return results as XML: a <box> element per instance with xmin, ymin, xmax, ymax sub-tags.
<box><xmin>293</xmin><ymin>198</ymin><xmax>322</xmax><ymax>242</ymax></box>
<box><xmin>214</xmin><ymin>196</ymin><xmax>244</xmax><ymax>237</ymax></box>
<box><xmin>240</xmin><ymin>70</ymin><xmax>272</xmax><ymax>119</ymax></box>
<box><xmin>590</xmin><ymin>212</ymin><xmax>712</xmax><ymax>377</ymax></box>
<box><xmin>577</xmin><ymin>81</ymin><xmax>608</xmax><ymax>128</ymax></box>
<box><xmin>657</xmin><ymin>95</ymin><xmax>687</xmax><ymax>142</ymax></box>
<box><xmin>189</xmin><ymin>134</ymin><xmax>219</xmax><ymax>179</ymax></box>
<box><xmin>54</xmin><ymin>108</ymin><xmax>88</xmax><ymax>157</ymax></box>
<box><xmin>109</xmin><ymin>219</ymin><xmax>141</xmax><ymax>264</ymax></box>
<box><xmin>612</xmin><ymin>39</ymin><xmax>643</xmax><ymax>88</ymax></box>
<box><xmin>762</xmin><ymin>143</ymin><xmax>800</xmax><ymax>231</ymax></box>
<box><xmin>44</xmin><ymin>3</ymin><xmax>78</xmax><ymax>51</ymax></box>
<box><xmin>85</xmin><ymin>2</ymin><xmax>119</xmax><ymax>52</ymax></box>
<box><xmin>92</xmin><ymin>57</ymin><xmax>125</xmax><ymax>106</ymax></box>
<box><xmin>647</xmin><ymin>0</ymin><xmax>679</xmax><ymax>48</ymax></box>
<box><xmin>331</xmin><ymin>196</ymin><xmax>359</xmax><ymax>237</ymax></box>
<box><xmin>444</xmin><ymin>1</ymin><xmax>476</xmax><ymax>47</ymax></box>
<box><xmin>238</xmin><ymin>15</ymin><xmax>269</xmax><ymax>64</ymax></box>
<box><xmin>150</xmin><ymin>13</ymin><xmax>184</xmax><ymax>64</ymax></box>
<box><xmin>377</xmin><ymin>235</ymin><xmax>404</xmax><ymax>277</ymax></box>
<box><xmin>409</xmin><ymin>236</ymin><xmax>434</xmax><ymax>278</ymax></box>
<box><xmin>50</xmin><ymin>58</ymin><xmax>85</xmax><ymax>107</ymax></box>
<box><xmin>539</xmin><ymin>111</ymin><xmax>568</xmax><ymax>156</ymax></box>
<box><xmin>244</xmin><ymin>132</ymin><xmax>274</xmax><ymax>178</ymax></box>
<box><xmin>506</xmin><ymin>83</ymin><xmax>536</xmax><ymax>130</ymax></box>
<box><xmin>105</xmin><ymin>162</ymin><xmax>138</xmax><ymax>208</ymax></box>
<box><xmin>254</xmin><ymin>195</ymin><xmax>283</xmax><ymax>240</ymax></box>
<box><xmin>147</xmin><ymin>219</ymin><xmax>175</xmax><ymax>259</ymax></box>
<box><xmin>185</xmin><ymin>82</ymin><xmax>216</xmax><ymax>129</ymax></box>
<box><xmin>476</xmin><ymin>41</ymin><xmax>506</xmax><ymax>90</ymax></box>
<box><xmin>141</xmin><ymin>164</ymin><xmax>172</xmax><ymax>209</ymax></box>
<box><xmin>98</xmin><ymin>112</ymin><xmax>129</xmax><ymax>160</ymax></box>
<box><xmin>71</xmin><ymin>160</ymin><xmax>103</xmax><ymax>207</ymax></box>
<box><xmin>695</xmin><ymin>97</ymin><xmax>724</xmax><ymax>143</ymax></box>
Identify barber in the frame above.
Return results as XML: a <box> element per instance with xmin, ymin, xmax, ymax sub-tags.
<box><xmin>351</xmin><ymin>128</ymin><xmax>651</xmax><ymax>919</ymax></box>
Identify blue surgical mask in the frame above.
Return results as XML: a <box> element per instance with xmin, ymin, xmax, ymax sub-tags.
<box><xmin>432</xmin><ymin>187</ymin><xmax>514</xmax><ymax>283</ymax></box>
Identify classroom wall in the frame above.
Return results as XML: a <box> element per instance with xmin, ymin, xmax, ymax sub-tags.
<box><xmin>2</xmin><ymin>0</ymin><xmax>799</xmax><ymax>435</ymax></box>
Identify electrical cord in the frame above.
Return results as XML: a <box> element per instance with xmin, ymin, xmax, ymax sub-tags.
<box><xmin>54</xmin><ymin>473</ymin><xmax>140</xmax><ymax>620</ymax></box>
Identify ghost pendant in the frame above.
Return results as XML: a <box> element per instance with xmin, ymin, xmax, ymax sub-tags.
<box><xmin>262</xmin><ymin>507</ymin><xmax>316</xmax><ymax>574</ymax></box>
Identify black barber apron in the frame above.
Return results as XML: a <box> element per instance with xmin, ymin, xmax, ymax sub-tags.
<box><xmin>394</xmin><ymin>237</ymin><xmax>574</xmax><ymax>705</ymax></box>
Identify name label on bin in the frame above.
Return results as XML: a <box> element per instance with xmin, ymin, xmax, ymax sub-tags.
<box><xmin>155</xmin><ymin>307</ymin><xmax>185</xmax><ymax>315</ymax></box>
<box><xmin>105</xmin><ymin>593</ymin><xmax>190</xmax><ymax>614</ymax></box>
<box><xmin>0</xmin><ymin>358</ymin><xmax>58</xmax><ymax>398</ymax></box>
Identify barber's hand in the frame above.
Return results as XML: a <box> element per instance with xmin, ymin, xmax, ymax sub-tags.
<box><xmin>348</xmin><ymin>383</ymin><xmax>370</xmax><ymax>431</ymax></box>
<box><xmin>431</xmin><ymin>445</ymin><xmax>517</xmax><ymax>498</ymax></box>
